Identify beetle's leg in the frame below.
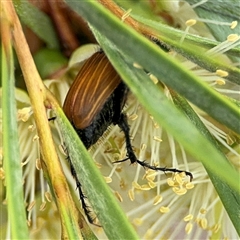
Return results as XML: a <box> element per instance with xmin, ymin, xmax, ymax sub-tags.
<box><xmin>48</xmin><ymin>116</ymin><xmax>56</xmax><ymax>121</ymax></box>
<box><xmin>66</xmin><ymin>155</ymin><xmax>100</xmax><ymax>226</ymax></box>
<box><xmin>117</xmin><ymin>113</ymin><xmax>138</xmax><ymax>164</ymax></box>
<box><xmin>134</xmin><ymin>161</ymin><xmax>193</xmax><ymax>181</ymax></box>
<box><xmin>116</xmin><ymin>113</ymin><xmax>193</xmax><ymax>181</ymax></box>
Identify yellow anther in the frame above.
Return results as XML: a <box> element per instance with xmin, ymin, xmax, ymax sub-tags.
<box><xmin>175</xmin><ymin>173</ymin><xmax>184</xmax><ymax>185</ymax></box>
<box><xmin>18</xmin><ymin>107</ymin><xmax>31</xmax><ymax>122</ymax></box>
<box><xmin>185</xmin><ymin>19</ymin><xmax>197</xmax><ymax>27</ymax></box>
<box><xmin>45</xmin><ymin>191</ymin><xmax>52</xmax><ymax>202</ymax></box>
<box><xmin>140</xmin><ymin>184</ymin><xmax>151</xmax><ymax>190</ymax></box>
<box><xmin>167</xmin><ymin>178</ymin><xmax>175</xmax><ymax>187</ymax></box>
<box><xmin>32</xmin><ymin>135</ymin><xmax>39</xmax><ymax>142</ymax></box>
<box><xmin>184</xmin><ymin>214</ymin><xmax>193</xmax><ymax>222</ymax></box>
<box><xmin>132</xmin><ymin>181</ymin><xmax>141</xmax><ymax>189</ymax></box>
<box><xmin>179</xmin><ymin>171</ymin><xmax>186</xmax><ymax>178</ymax></box>
<box><xmin>230</xmin><ymin>21</ymin><xmax>238</xmax><ymax>29</ymax></box>
<box><xmin>185</xmin><ymin>222</ymin><xmax>193</xmax><ymax>234</ymax></box>
<box><xmin>216</xmin><ymin>69</ymin><xmax>229</xmax><ymax>77</ymax></box>
<box><xmin>140</xmin><ymin>143</ymin><xmax>147</xmax><ymax>151</ymax></box>
<box><xmin>148</xmin><ymin>181</ymin><xmax>156</xmax><ymax>189</ymax></box>
<box><xmin>120</xmin><ymin>179</ymin><xmax>126</xmax><ymax>189</ymax></box>
<box><xmin>159</xmin><ymin>206</ymin><xmax>170</xmax><ymax>213</ymax></box>
<box><xmin>185</xmin><ymin>182</ymin><xmax>194</xmax><ymax>189</ymax></box>
<box><xmin>128</xmin><ymin>189</ymin><xmax>135</xmax><ymax>201</ymax></box>
<box><xmin>146</xmin><ymin>169</ymin><xmax>157</xmax><ymax>176</ymax></box>
<box><xmin>21</xmin><ymin>161</ymin><xmax>26</xmax><ymax>167</ymax></box>
<box><xmin>39</xmin><ymin>202</ymin><xmax>47</xmax><ymax>211</ymax></box>
<box><xmin>149</xmin><ymin>74</ymin><xmax>158</xmax><ymax>84</ymax></box>
<box><xmin>200</xmin><ymin>208</ymin><xmax>207</xmax><ymax>214</ymax></box>
<box><xmin>145</xmin><ymin>171</ymin><xmax>157</xmax><ymax>182</ymax></box>
<box><xmin>114</xmin><ymin>191</ymin><xmax>123</xmax><ymax>202</ymax></box>
<box><xmin>153</xmin><ymin>136</ymin><xmax>163</xmax><ymax>142</ymax></box>
<box><xmin>227</xmin><ymin>34</ymin><xmax>239</xmax><ymax>42</ymax></box>
<box><xmin>28</xmin><ymin>125</ymin><xmax>35</xmax><ymax>131</ymax></box>
<box><xmin>129</xmin><ymin>113</ymin><xmax>138</xmax><ymax>121</ymax></box>
<box><xmin>27</xmin><ymin>201</ymin><xmax>36</xmax><ymax>211</ymax></box>
<box><xmin>199</xmin><ymin>218</ymin><xmax>208</xmax><ymax>229</ymax></box>
<box><xmin>212</xmin><ymin>223</ymin><xmax>221</xmax><ymax>233</ymax></box>
<box><xmin>133</xmin><ymin>62</ymin><xmax>143</xmax><ymax>69</ymax></box>
<box><xmin>36</xmin><ymin>159</ymin><xmax>42</xmax><ymax>170</ymax></box>
<box><xmin>153</xmin><ymin>195</ymin><xmax>163</xmax><ymax>205</ymax></box>
<box><xmin>104</xmin><ymin>176</ymin><xmax>112</xmax><ymax>183</ymax></box>
<box><xmin>122</xmin><ymin>9</ymin><xmax>132</xmax><ymax>22</ymax></box>
<box><xmin>173</xmin><ymin>187</ymin><xmax>187</xmax><ymax>195</ymax></box>
<box><xmin>215</xmin><ymin>79</ymin><xmax>226</xmax><ymax>85</ymax></box>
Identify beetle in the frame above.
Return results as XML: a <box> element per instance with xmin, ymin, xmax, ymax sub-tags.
<box><xmin>63</xmin><ymin>51</ymin><xmax>126</xmax><ymax>149</ymax></box>
<box><xmin>63</xmin><ymin>50</ymin><xmax>193</xmax><ymax>224</ymax></box>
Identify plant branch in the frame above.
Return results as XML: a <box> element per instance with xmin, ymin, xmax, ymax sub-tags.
<box><xmin>2</xmin><ymin>1</ymin><xmax>86</xmax><ymax>238</ymax></box>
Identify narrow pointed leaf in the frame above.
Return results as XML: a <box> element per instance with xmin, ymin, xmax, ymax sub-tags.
<box><xmin>55</xmin><ymin>108</ymin><xmax>139</xmax><ymax>239</ymax></box>
<box><xmin>66</xmin><ymin>0</ymin><xmax>240</xmax><ymax>135</ymax></box>
<box><xmin>2</xmin><ymin>31</ymin><xmax>29</xmax><ymax>239</ymax></box>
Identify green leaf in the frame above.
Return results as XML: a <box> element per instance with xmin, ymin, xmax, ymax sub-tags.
<box><xmin>55</xmin><ymin>108</ymin><xmax>139</xmax><ymax>239</ymax></box>
<box><xmin>2</xmin><ymin>35</ymin><xmax>29</xmax><ymax>239</ymax></box>
<box><xmin>186</xmin><ymin>0</ymin><xmax>240</xmax><ymax>42</ymax></box>
<box><xmin>136</xmin><ymin>15</ymin><xmax>240</xmax><ymax>58</ymax></box>
<box><xmin>13</xmin><ymin>0</ymin><xmax>59</xmax><ymax>49</ymax></box>
<box><xmin>135</xmin><ymin>16</ymin><xmax>240</xmax><ymax>85</ymax></box>
<box><xmin>185</xmin><ymin>0</ymin><xmax>240</xmax><ymax>62</ymax></box>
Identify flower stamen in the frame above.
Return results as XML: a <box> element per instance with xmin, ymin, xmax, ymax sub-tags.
<box><xmin>114</xmin><ymin>191</ymin><xmax>123</xmax><ymax>202</ymax></box>
<box><xmin>191</xmin><ymin>0</ymin><xmax>208</xmax><ymax>8</ymax></box>
<box><xmin>153</xmin><ymin>194</ymin><xmax>163</xmax><ymax>205</ymax></box>
<box><xmin>121</xmin><ymin>8</ymin><xmax>132</xmax><ymax>22</ymax></box>
<box><xmin>159</xmin><ymin>206</ymin><xmax>170</xmax><ymax>213</ymax></box>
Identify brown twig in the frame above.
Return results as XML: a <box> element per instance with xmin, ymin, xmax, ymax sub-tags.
<box><xmin>45</xmin><ymin>0</ymin><xmax>79</xmax><ymax>57</ymax></box>
<box><xmin>97</xmin><ymin>0</ymin><xmax>157</xmax><ymax>38</ymax></box>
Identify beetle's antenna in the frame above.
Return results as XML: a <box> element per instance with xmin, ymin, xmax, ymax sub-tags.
<box><xmin>116</xmin><ymin>113</ymin><xmax>193</xmax><ymax>181</ymax></box>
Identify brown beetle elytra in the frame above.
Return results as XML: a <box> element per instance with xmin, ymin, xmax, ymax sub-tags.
<box><xmin>64</xmin><ymin>51</ymin><xmax>122</xmax><ymax>130</ymax></box>
<box><xmin>63</xmin><ymin>51</ymin><xmax>128</xmax><ymax>149</ymax></box>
